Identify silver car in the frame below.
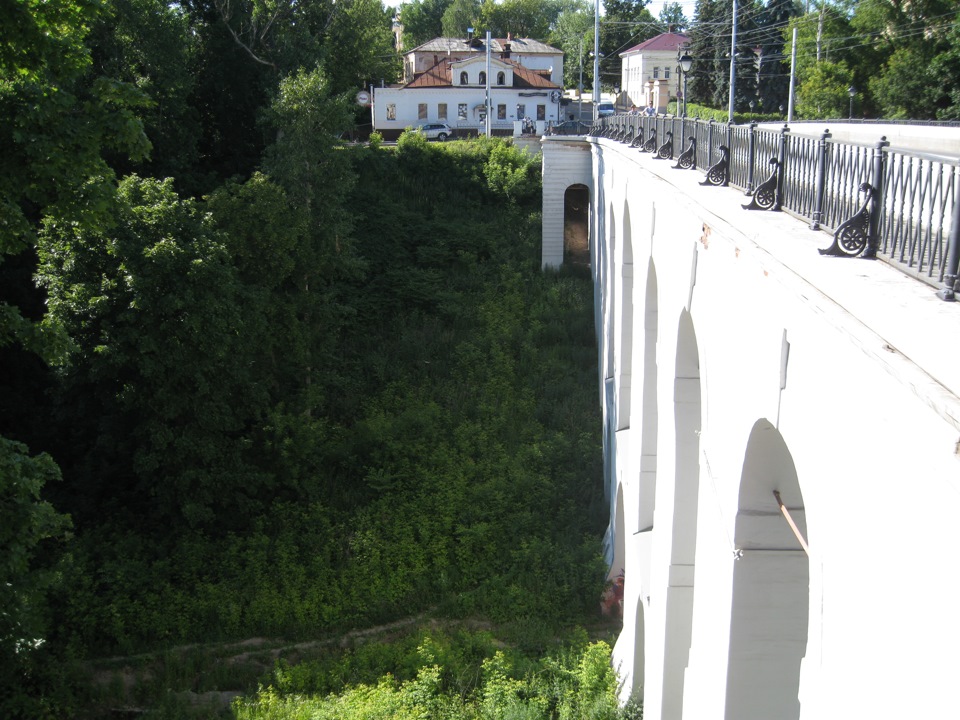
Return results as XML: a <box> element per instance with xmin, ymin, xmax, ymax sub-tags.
<box><xmin>418</xmin><ymin>123</ymin><xmax>455</xmax><ymax>141</ymax></box>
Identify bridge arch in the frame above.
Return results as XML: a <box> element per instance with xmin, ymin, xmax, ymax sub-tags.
<box><xmin>616</xmin><ymin>200</ymin><xmax>634</xmax><ymax>431</ymax></box>
<box><xmin>638</xmin><ymin>259</ymin><xmax>658</xmax><ymax>533</ymax></box>
<box><xmin>661</xmin><ymin>308</ymin><xmax>702</xmax><ymax>720</ymax></box>
<box><xmin>725</xmin><ymin>419</ymin><xmax>808</xmax><ymax>720</ymax></box>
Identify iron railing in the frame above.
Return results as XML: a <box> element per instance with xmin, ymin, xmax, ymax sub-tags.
<box><xmin>594</xmin><ymin>114</ymin><xmax>960</xmax><ymax>298</ymax></box>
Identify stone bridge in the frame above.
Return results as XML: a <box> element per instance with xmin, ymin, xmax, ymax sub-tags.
<box><xmin>540</xmin><ymin>133</ymin><xmax>960</xmax><ymax>720</ymax></box>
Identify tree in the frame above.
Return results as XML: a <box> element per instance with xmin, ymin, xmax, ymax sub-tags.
<box><xmin>443</xmin><ymin>0</ymin><xmax>482</xmax><ymax>38</ymax></box>
<box><xmin>795</xmin><ymin>58</ymin><xmax>853</xmax><ymax>118</ymax></box>
<box><xmin>0</xmin><ymin>0</ymin><xmax>148</xmax><ymax>359</ymax></box>
<box><xmin>400</xmin><ymin>0</ymin><xmax>454</xmax><ymax>48</ymax></box>
<box><xmin>477</xmin><ymin>0</ymin><xmax>562</xmax><ymax>39</ymax></box>
<box><xmin>0</xmin><ymin>438</ymin><xmax>71</xmax><ymax>718</ymax></box>
<box><xmin>658</xmin><ymin>2</ymin><xmax>689</xmax><ymax>32</ymax></box>
<box><xmin>548</xmin><ymin>2</ymin><xmax>595</xmax><ymax>92</ymax></box>
<box><xmin>600</xmin><ymin>0</ymin><xmax>658</xmax><ymax>90</ymax></box>
<box><xmin>755</xmin><ymin>0</ymin><xmax>801</xmax><ymax>115</ymax></box>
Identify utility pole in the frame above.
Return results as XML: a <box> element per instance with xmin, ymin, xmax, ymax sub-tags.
<box><xmin>593</xmin><ymin>0</ymin><xmax>600</xmax><ymax>122</ymax></box>
<box><xmin>787</xmin><ymin>27</ymin><xmax>797</xmax><ymax>123</ymax></box>
<box><xmin>485</xmin><ymin>31</ymin><xmax>492</xmax><ymax>137</ymax></box>
<box><xmin>728</xmin><ymin>0</ymin><xmax>738</xmax><ymax>123</ymax></box>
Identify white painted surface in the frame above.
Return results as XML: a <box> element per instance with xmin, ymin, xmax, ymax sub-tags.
<box><xmin>541</xmin><ymin>136</ymin><xmax>960</xmax><ymax>719</ymax></box>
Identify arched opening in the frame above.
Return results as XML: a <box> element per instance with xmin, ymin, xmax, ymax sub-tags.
<box><xmin>479</xmin><ymin>71</ymin><xmax>486</xmax><ymax>85</ymax></box>
<box><xmin>497</xmin><ymin>71</ymin><xmax>505</xmax><ymax>85</ymax></box>
<box><xmin>605</xmin><ymin>204</ymin><xmax>617</xmax><ymax>381</ymax></box>
<box><xmin>616</xmin><ymin>202</ymin><xmax>634</xmax><ymax>431</ymax></box>
<box><xmin>563</xmin><ymin>184</ymin><xmax>589</xmax><ymax>267</ymax></box>
<box><xmin>638</xmin><ymin>260</ymin><xmax>658</xmax><ymax>533</ymax></box>
<box><xmin>725</xmin><ymin>420</ymin><xmax>808</xmax><ymax>720</ymax></box>
<box><xmin>662</xmin><ymin>308</ymin><xmax>701</xmax><ymax>720</ymax></box>
<box><xmin>460</xmin><ymin>71</ymin><xmax>468</xmax><ymax>85</ymax></box>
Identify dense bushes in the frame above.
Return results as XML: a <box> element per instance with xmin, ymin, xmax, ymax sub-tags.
<box><xmin>39</xmin><ymin>138</ymin><xmax>605</xmax><ymax>665</ymax></box>
<box><xmin>233</xmin><ymin>630</ymin><xmax>626</xmax><ymax>720</ymax></box>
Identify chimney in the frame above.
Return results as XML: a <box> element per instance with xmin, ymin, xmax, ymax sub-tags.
<box><xmin>502</xmin><ymin>42</ymin><xmax>511</xmax><ymax>59</ymax></box>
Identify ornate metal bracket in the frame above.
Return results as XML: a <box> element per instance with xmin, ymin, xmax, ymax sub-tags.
<box><xmin>631</xmin><ymin>128</ymin><xmax>645</xmax><ymax>148</ymax></box>
<box><xmin>819</xmin><ymin>182</ymin><xmax>874</xmax><ymax>257</ymax></box>
<box><xmin>742</xmin><ymin>157</ymin><xmax>781</xmax><ymax>211</ymax></box>
<box><xmin>641</xmin><ymin>127</ymin><xmax>658</xmax><ymax>153</ymax></box>
<box><xmin>655</xmin><ymin>131</ymin><xmax>674</xmax><ymax>160</ymax></box>
<box><xmin>700</xmin><ymin>145</ymin><xmax>729</xmax><ymax>186</ymax></box>
<box><xmin>673</xmin><ymin>136</ymin><xmax>696</xmax><ymax>169</ymax></box>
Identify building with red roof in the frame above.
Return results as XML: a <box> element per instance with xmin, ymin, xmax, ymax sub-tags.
<box><xmin>619</xmin><ymin>32</ymin><xmax>690</xmax><ymax>112</ymax></box>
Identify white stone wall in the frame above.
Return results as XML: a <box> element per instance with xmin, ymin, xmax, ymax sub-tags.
<box><xmin>542</xmin><ymin>137</ymin><xmax>960</xmax><ymax>720</ymax></box>
<box><xmin>373</xmin><ymin>85</ymin><xmax>562</xmax><ymax>135</ymax></box>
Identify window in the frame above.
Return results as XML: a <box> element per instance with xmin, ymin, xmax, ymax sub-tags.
<box><xmin>479</xmin><ymin>71</ymin><xmax>486</xmax><ymax>85</ymax></box>
<box><xmin>516</xmin><ymin>103</ymin><xmax>526</xmax><ymax>118</ymax></box>
<box><xmin>386</xmin><ymin>103</ymin><xmax>396</xmax><ymax>120</ymax></box>
<box><xmin>460</xmin><ymin>71</ymin><xmax>468</xmax><ymax>84</ymax></box>
<box><xmin>536</xmin><ymin>104</ymin><xmax>545</xmax><ymax>120</ymax></box>
<box><xmin>438</xmin><ymin>103</ymin><xmax>447</xmax><ymax>119</ymax></box>
<box><xmin>497</xmin><ymin>71</ymin><xmax>505</xmax><ymax>85</ymax></box>
<box><xmin>664</xmin><ymin>67</ymin><xmax>670</xmax><ymax>79</ymax></box>
<box><xmin>458</xmin><ymin>103</ymin><xmax>467</xmax><ymax>120</ymax></box>
<box><xmin>418</xmin><ymin>103</ymin><xmax>427</xmax><ymax>120</ymax></box>
<box><xmin>653</xmin><ymin>66</ymin><xmax>660</xmax><ymax>79</ymax></box>
<box><xmin>497</xmin><ymin>104</ymin><xmax>506</xmax><ymax>120</ymax></box>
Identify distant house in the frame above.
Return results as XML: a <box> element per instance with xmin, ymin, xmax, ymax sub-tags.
<box><xmin>619</xmin><ymin>32</ymin><xmax>689</xmax><ymax>112</ymax></box>
<box><xmin>372</xmin><ymin>35</ymin><xmax>564</xmax><ymax>138</ymax></box>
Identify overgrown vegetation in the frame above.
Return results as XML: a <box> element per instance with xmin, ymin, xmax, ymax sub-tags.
<box><xmin>2</xmin><ymin>3</ymin><xmax>614</xmax><ymax>716</ymax></box>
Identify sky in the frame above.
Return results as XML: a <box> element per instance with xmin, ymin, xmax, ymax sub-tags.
<box><xmin>381</xmin><ymin>0</ymin><xmax>701</xmax><ymax>23</ymax></box>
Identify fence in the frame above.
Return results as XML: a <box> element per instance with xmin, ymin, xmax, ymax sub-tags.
<box><xmin>592</xmin><ymin>114</ymin><xmax>960</xmax><ymax>299</ymax></box>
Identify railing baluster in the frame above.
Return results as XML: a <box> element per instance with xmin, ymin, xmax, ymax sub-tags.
<box><xmin>810</xmin><ymin>130</ymin><xmax>831</xmax><ymax>230</ymax></box>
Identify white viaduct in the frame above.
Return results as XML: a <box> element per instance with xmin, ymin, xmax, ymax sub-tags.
<box><xmin>540</xmin><ymin>134</ymin><xmax>960</xmax><ymax>719</ymax></box>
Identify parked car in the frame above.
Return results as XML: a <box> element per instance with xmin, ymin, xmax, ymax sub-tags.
<box><xmin>418</xmin><ymin>123</ymin><xmax>455</xmax><ymax>141</ymax></box>
<box><xmin>597</xmin><ymin>102</ymin><xmax>615</xmax><ymax>117</ymax></box>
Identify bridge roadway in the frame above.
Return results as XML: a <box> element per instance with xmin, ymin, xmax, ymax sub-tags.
<box><xmin>541</xmin><ymin>134</ymin><xmax>960</xmax><ymax>720</ymax></box>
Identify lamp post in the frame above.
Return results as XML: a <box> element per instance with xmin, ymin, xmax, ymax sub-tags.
<box><xmin>848</xmin><ymin>85</ymin><xmax>856</xmax><ymax>120</ymax></box>
<box><xmin>749</xmin><ymin>99</ymin><xmax>754</xmax><ymax>119</ymax></box>
<box><xmin>614</xmin><ymin>84</ymin><xmax>621</xmax><ymax>113</ymax></box>
<box><xmin>678</xmin><ymin>51</ymin><xmax>693</xmax><ymax>117</ymax></box>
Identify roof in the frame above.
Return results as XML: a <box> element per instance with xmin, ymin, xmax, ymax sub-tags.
<box><xmin>620</xmin><ymin>32</ymin><xmax>690</xmax><ymax>56</ymax></box>
<box><xmin>408</xmin><ymin>37</ymin><xmax>562</xmax><ymax>56</ymax></box>
<box><xmin>404</xmin><ymin>58</ymin><xmax>560</xmax><ymax>90</ymax></box>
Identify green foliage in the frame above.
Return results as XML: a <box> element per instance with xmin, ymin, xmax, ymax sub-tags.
<box><xmin>0</xmin><ymin>438</ymin><xmax>71</xmax><ymax>718</ymax></box>
<box><xmin>795</xmin><ymin>60</ymin><xmax>854</xmax><ymax>120</ymax></box>
<box><xmin>483</xmin><ymin>142</ymin><xmax>541</xmax><ymax>202</ymax></box>
<box><xmin>234</xmin><ymin>636</ymin><xmax>626</xmax><ymax>720</ymax></box>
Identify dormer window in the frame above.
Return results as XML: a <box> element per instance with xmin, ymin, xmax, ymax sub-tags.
<box><xmin>479</xmin><ymin>71</ymin><xmax>486</xmax><ymax>85</ymax></box>
<box><xmin>460</xmin><ymin>71</ymin><xmax>468</xmax><ymax>85</ymax></box>
<box><xmin>497</xmin><ymin>71</ymin><xmax>505</xmax><ymax>85</ymax></box>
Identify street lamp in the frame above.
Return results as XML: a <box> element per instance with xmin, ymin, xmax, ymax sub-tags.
<box><xmin>678</xmin><ymin>51</ymin><xmax>693</xmax><ymax>117</ymax></box>
<box><xmin>848</xmin><ymin>85</ymin><xmax>856</xmax><ymax>120</ymax></box>
<box><xmin>613</xmin><ymin>84</ymin><xmax>621</xmax><ymax>113</ymax></box>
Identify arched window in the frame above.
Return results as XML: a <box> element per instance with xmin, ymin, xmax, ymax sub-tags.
<box><xmin>460</xmin><ymin>71</ymin><xmax>468</xmax><ymax>85</ymax></box>
<box><xmin>497</xmin><ymin>71</ymin><xmax>505</xmax><ymax>85</ymax></box>
<box><xmin>478</xmin><ymin>71</ymin><xmax>486</xmax><ymax>85</ymax></box>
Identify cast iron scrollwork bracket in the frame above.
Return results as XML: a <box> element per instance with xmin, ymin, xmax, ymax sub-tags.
<box><xmin>819</xmin><ymin>182</ymin><xmax>874</xmax><ymax>257</ymax></box>
<box><xmin>673</xmin><ymin>136</ymin><xmax>696</xmax><ymax>169</ymax></box>
<box><xmin>655</xmin><ymin>130</ymin><xmax>674</xmax><ymax>160</ymax></box>
<box><xmin>742</xmin><ymin>157</ymin><xmax>781</xmax><ymax>211</ymax></box>
<box><xmin>700</xmin><ymin>145</ymin><xmax>730</xmax><ymax>186</ymax></box>
<box><xmin>631</xmin><ymin>128</ymin><xmax>645</xmax><ymax>148</ymax></box>
<box><xmin>641</xmin><ymin>127</ymin><xmax>658</xmax><ymax>153</ymax></box>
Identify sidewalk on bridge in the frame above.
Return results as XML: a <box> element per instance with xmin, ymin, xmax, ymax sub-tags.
<box><xmin>618</xmin><ymin>140</ymin><xmax>960</xmax><ymax>430</ymax></box>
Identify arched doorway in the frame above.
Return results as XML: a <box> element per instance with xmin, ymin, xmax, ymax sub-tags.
<box><xmin>563</xmin><ymin>184</ymin><xmax>590</xmax><ymax>266</ymax></box>
<box><xmin>725</xmin><ymin>419</ymin><xmax>808</xmax><ymax>720</ymax></box>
